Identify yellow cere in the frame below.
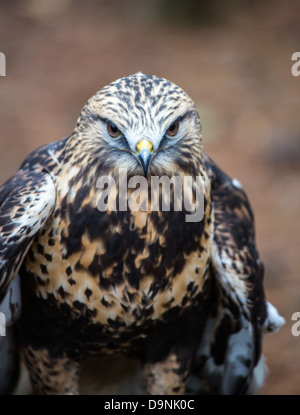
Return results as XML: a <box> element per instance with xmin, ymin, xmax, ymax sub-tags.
<box><xmin>136</xmin><ymin>139</ymin><xmax>153</xmax><ymax>154</ymax></box>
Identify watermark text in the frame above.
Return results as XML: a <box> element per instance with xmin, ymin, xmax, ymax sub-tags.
<box><xmin>291</xmin><ymin>52</ymin><xmax>300</xmax><ymax>76</ymax></box>
<box><xmin>96</xmin><ymin>168</ymin><xmax>204</xmax><ymax>222</ymax></box>
<box><xmin>0</xmin><ymin>52</ymin><xmax>6</xmax><ymax>76</ymax></box>
<box><xmin>291</xmin><ymin>312</ymin><xmax>300</xmax><ymax>336</ymax></box>
<box><xmin>0</xmin><ymin>312</ymin><xmax>6</xmax><ymax>336</ymax></box>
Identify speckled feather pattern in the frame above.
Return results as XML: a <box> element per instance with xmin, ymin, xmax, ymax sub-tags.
<box><xmin>0</xmin><ymin>73</ymin><xmax>282</xmax><ymax>395</ymax></box>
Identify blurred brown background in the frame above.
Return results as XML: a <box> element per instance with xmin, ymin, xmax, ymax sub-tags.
<box><xmin>0</xmin><ymin>0</ymin><xmax>299</xmax><ymax>395</ymax></box>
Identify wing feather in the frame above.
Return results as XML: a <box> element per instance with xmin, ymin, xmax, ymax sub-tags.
<box><xmin>188</xmin><ymin>155</ymin><xmax>269</xmax><ymax>394</ymax></box>
<box><xmin>0</xmin><ymin>168</ymin><xmax>56</xmax><ymax>301</ymax></box>
<box><xmin>206</xmin><ymin>154</ymin><xmax>266</xmax><ymax>320</ymax></box>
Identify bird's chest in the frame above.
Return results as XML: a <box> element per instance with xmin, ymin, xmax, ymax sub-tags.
<box><xmin>23</xmin><ymin>181</ymin><xmax>212</xmax><ymax>330</ymax></box>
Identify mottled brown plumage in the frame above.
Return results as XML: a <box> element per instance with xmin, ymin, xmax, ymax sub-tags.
<box><xmin>0</xmin><ymin>73</ymin><xmax>284</xmax><ymax>395</ymax></box>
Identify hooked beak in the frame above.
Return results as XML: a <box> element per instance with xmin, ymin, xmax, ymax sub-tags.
<box><xmin>136</xmin><ymin>139</ymin><xmax>153</xmax><ymax>177</ymax></box>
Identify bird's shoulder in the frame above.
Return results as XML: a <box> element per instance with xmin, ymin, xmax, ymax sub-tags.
<box><xmin>18</xmin><ymin>136</ymin><xmax>69</xmax><ymax>175</ymax></box>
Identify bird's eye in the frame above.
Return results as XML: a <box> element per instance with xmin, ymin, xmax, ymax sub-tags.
<box><xmin>107</xmin><ymin>121</ymin><xmax>121</xmax><ymax>138</ymax></box>
<box><xmin>166</xmin><ymin>120</ymin><xmax>179</xmax><ymax>137</ymax></box>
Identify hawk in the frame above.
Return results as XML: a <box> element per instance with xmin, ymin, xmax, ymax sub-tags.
<box><xmin>0</xmin><ymin>73</ymin><xmax>284</xmax><ymax>395</ymax></box>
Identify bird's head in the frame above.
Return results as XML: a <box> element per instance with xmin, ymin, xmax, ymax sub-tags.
<box><xmin>73</xmin><ymin>73</ymin><xmax>204</xmax><ymax>178</ymax></box>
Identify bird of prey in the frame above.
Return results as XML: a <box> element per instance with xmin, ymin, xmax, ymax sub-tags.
<box><xmin>0</xmin><ymin>73</ymin><xmax>284</xmax><ymax>395</ymax></box>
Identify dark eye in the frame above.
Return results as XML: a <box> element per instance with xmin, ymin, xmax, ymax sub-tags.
<box><xmin>107</xmin><ymin>121</ymin><xmax>121</xmax><ymax>138</ymax></box>
<box><xmin>166</xmin><ymin>120</ymin><xmax>179</xmax><ymax>137</ymax></box>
